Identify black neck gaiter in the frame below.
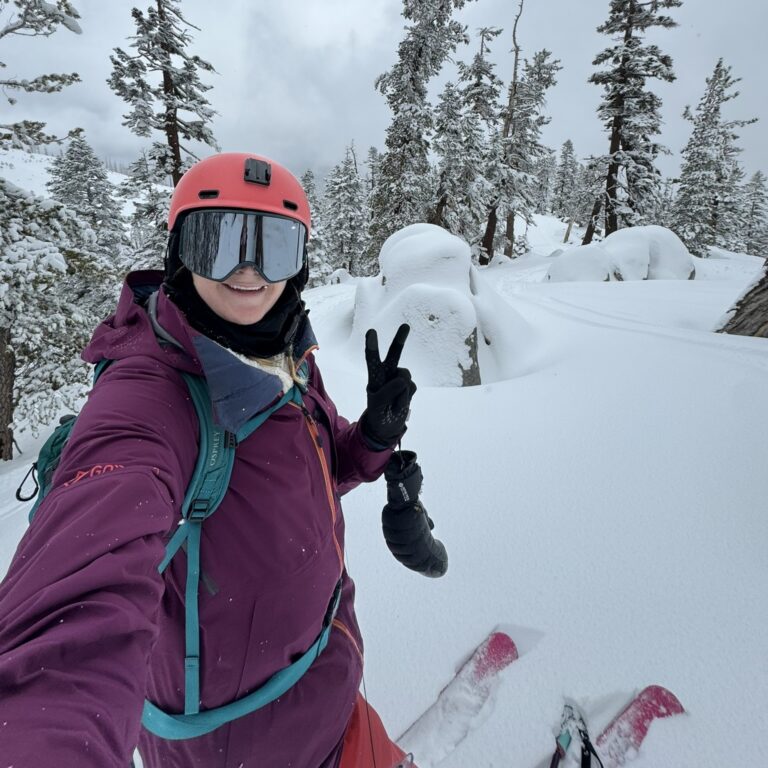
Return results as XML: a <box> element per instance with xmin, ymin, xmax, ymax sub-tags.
<box><xmin>163</xmin><ymin>268</ymin><xmax>307</xmax><ymax>358</ymax></box>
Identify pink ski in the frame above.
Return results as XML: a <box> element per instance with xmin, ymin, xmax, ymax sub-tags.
<box><xmin>397</xmin><ymin>631</ymin><xmax>518</xmax><ymax>768</ymax></box>
<box><xmin>596</xmin><ymin>685</ymin><xmax>685</xmax><ymax>767</ymax></box>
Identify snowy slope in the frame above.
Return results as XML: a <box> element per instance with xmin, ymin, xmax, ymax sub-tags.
<box><xmin>2</xmin><ymin>151</ymin><xmax>768</xmax><ymax>766</ymax></box>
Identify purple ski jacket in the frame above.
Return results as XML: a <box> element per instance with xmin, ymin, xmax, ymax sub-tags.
<box><xmin>0</xmin><ymin>272</ymin><xmax>393</xmax><ymax>768</ymax></box>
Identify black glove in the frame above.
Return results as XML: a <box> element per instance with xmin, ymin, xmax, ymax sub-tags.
<box><xmin>361</xmin><ymin>324</ymin><xmax>417</xmax><ymax>448</ymax></box>
<box><xmin>382</xmin><ymin>450</ymin><xmax>448</xmax><ymax>578</ymax></box>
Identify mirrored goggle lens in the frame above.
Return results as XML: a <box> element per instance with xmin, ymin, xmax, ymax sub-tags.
<box><xmin>179</xmin><ymin>210</ymin><xmax>306</xmax><ymax>283</ymax></box>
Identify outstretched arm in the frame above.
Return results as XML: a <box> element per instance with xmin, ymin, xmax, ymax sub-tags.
<box><xmin>0</xmin><ymin>358</ymin><xmax>197</xmax><ymax>767</ymax></box>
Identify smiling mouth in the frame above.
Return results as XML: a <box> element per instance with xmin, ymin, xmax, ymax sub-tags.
<box><xmin>225</xmin><ymin>284</ymin><xmax>267</xmax><ymax>293</ymax></box>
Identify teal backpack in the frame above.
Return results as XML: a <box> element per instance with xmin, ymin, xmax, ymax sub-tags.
<box><xmin>15</xmin><ymin>294</ymin><xmax>340</xmax><ymax>741</ymax></box>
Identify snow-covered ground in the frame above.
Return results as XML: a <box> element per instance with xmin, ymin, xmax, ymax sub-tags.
<box><xmin>2</xmin><ymin>152</ymin><xmax>768</xmax><ymax>766</ymax></box>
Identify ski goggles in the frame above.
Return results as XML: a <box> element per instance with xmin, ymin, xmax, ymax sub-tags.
<box><xmin>178</xmin><ymin>209</ymin><xmax>307</xmax><ymax>283</ymax></box>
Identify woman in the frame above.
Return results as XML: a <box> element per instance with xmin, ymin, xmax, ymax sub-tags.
<box><xmin>0</xmin><ymin>153</ymin><xmax>417</xmax><ymax>767</ymax></box>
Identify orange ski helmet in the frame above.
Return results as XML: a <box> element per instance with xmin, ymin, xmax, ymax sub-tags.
<box><xmin>166</xmin><ymin>153</ymin><xmax>311</xmax><ymax>287</ymax></box>
<box><xmin>168</xmin><ymin>152</ymin><xmax>310</xmax><ymax>233</ymax></box>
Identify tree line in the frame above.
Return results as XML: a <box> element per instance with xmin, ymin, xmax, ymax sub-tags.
<box><xmin>1</xmin><ymin>0</ymin><xmax>766</xmax><ymax>459</ymax></box>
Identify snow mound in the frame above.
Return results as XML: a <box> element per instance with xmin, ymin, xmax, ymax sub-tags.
<box><xmin>352</xmin><ymin>224</ymin><xmax>532</xmax><ymax>387</ymax></box>
<box><xmin>547</xmin><ymin>226</ymin><xmax>696</xmax><ymax>282</ymax></box>
<box><xmin>546</xmin><ymin>243</ymin><xmax>613</xmax><ymax>282</ymax></box>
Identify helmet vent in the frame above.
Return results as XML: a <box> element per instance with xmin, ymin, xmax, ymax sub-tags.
<box><xmin>198</xmin><ymin>189</ymin><xmax>220</xmax><ymax>199</ymax></box>
<box><xmin>283</xmin><ymin>200</ymin><xmax>299</xmax><ymax>212</ymax></box>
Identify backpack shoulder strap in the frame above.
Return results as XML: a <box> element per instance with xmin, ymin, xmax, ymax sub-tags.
<box><xmin>156</xmin><ymin>371</ymin><xmax>305</xmax><ymax>718</ymax></box>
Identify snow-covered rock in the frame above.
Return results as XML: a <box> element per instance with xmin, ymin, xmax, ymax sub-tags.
<box><xmin>546</xmin><ymin>243</ymin><xmax>614</xmax><ymax>282</ymax></box>
<box><xmin>546</xmin><ymin>226</ymin><xmax>695</xmax><ymax>282</ymax></box>
<box><xmin>352</xmin><ymin>224</ymin><xmax>531</xmax><ymax>387</ymax></box>
<box><xmin>604</xmin><ymin>225</ymin><xmax>695</xmax><ymax>280</ymax></box>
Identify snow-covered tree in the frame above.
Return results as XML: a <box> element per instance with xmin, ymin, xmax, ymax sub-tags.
<box><xmin>480</xmin><ymin>45</ymin><xmax>561</xmax><ymax>259</ymax></box>
<box><xmin>301</xmin><ymin>169</ymin><xmax>332</xmax><ymax>287</ymax></box>
<box><xmin>552</xmin><ymin>139</ymin><xmax>580</xmax><ymax>218</ymax></box>
<box><xmin>575</xmin><ymin>156</ymin><xmax>609</xmax><ymax>239</ymax></box>
<box><xmin>46</xmin><ymin>134</ymin><xmax>127</xmax><ymax>256</ymax></box>
<box><xmin>0</xmin><ymin>180</ymin><xmax>114</xmax><ymax>459</ymax></box>
<box><xmin>0</xmin><ymin>0</ymin><xmax>82</xmax><ymax>150</ymax></box>
<box><xmin>119</xmin><ymin>149</ymin><xmax>172</xmax><ymax>270</ymax></box>
<box><xmin>428</xmin><ymin>27</ymin><xmax>502</xmax><ymax>245</ymax></box>
<box><xmin>429</xmin><ymin>81</ymin><xmax>487</xmax><ymax>242</ymax></box>
<box><xmin>108</xmin><ymin>0</ymin><xmax>218</xmax><ymax>186</ymax></box>
<box><xmin>325</xmin><ymin>144</ymin><xmax>371</xmax><ymax>276</ymax></box>
<box><xmin>368</xmin><ymin>0</ymin><xmax>470</xmax><ymax>259</ymax></box>
<box><xmin>364</xmin><ymin>147</ymin><xmax>382</xmax><ymax>197</ymax></box>
<box><xmin>584</xmin><ymin>0</ymin><xmax>680</xmax><ymax>243</ymax></box>
<box><xmin>671</xmin><ymin>59</ymin><xmax>757</xmax><ymax>256</ymax></box>
<box><xmin>741</xmin><ymin>171</ymin><xmax>768</xmax><ymax>256</ymax></box>
<box><xmin>532</xmin><ymin>147</ymin><xmax>557</xmax><ymax>215</ymax></box>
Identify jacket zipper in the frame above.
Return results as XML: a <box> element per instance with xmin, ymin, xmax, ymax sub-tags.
<box><xmin>290</xmin><ymin>401</ymin><xmax>344</xmax><ymax>571</ymax></box>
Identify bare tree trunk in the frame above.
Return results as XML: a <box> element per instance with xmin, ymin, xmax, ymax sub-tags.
<box><xmin>479</xmin><ymin>205</ymin><xmax>497</xmax><ymax>265</ymax></box>
<box><xmin>563</xmin><ymin>217</ymin><xmax>574</xmax><ymax>243</ymax></box>
<box><xmin>427</xmin><ymin>190</ymin><xmax>449</xmax><ymax>229</ymax></box>
<box><xmin>504</xmin><ymin>210</ymin><xmax>515</xmax><ymax>256</ymax></box>
<box><xmin>0</xmin><ymin>326</ymin><xmax>15</xmax><ymax>461</ymax></box>
<box><xmin>582</xmin><ymin>195</ymin><xmax>604</xmax><ymax>245</ymax></box>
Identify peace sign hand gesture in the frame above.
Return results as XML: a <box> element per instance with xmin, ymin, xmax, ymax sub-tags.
<box><xmin>360</xmin><ymin>324</ymin><xmax>417</xmax><ymax>448</ymax></box>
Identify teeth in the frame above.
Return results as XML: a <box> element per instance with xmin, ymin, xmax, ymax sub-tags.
<box><xmin>227</xmin><ymin>284</ymin><xmax>265</xmax><ymax>292</ymax></box>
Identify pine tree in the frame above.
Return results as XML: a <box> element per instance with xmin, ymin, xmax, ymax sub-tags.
<box><xmin>584</xmin><ymin>0</ymin><xmax>680</xmax><ymax>244</ymax></box>
<box><xmin>364</xmin><ymin>147</ymin><xmax>382</xmax><ymax>196</ymax></box>
<box><xmin>46</xmin><ymin>134</ymin><xmax>127</xmax><ymax>254</ymax></box>
<box><xmin>552</xmin><ymin>140</ymin><xmax>580</xmax><ymax>218</ymax></box>
<box><xmin>301</xmin><ymin>169</ymin><xmax>332</xmax><ymax>287</ymax></box>
<box><xmin>533</xmin><ymin>148</ymin><xmax>557</xmax><ymax>215</ymax></box>
<box><xmin>428</xmin><ymin>27</ymin><xmax>502</xmax><ymax>245</ymax></box>
<box><xmin>368</xmin><ymin>0</ymin><xmax>470</xmax><ymax>259</ymax></box>
<box><xmin>325</xmin><ymin>144</ymin><xmax>371</xmax><ymax>276</ymax></box>
<box><xmin>575</xmin><ymin>156</ymin><xmax>608</xmax><ymax>237</ymax></box>
<box><xmin>742</xmin><ymin>171</ymin><xmax>768</xmax><ymax>256</ymax></box>
<box><xmin>671</xmin><ymin>59</ymin><xmax>757</xmax><ymax>256</ymax></box>
<box><xmin>0</xmin><ymin>0</ymin><xmax>81</xmax><ymax>150</ymax></box>
<box><xmin>481</xmin><ymin>46</ymin><xmax>561</xmax><ymax>259</ymax></box>
<box><xmin>429</xmin><ymin>81</ymin><xmax>487</xmax><ymax>241</ymax></box>
<box><xmin>0</xmin><ymin>180</ymin><xmax>114</xmax><ymax>459</ymax></box>
<box><xmin>119</xmin><ymin>149</ymin><xmax>173</xmax><ymax>270</ymax></box>
<box><xmin>108</xmin><ymin>0</ymin><xmax>218</xmax><ymax>186</ymax></box>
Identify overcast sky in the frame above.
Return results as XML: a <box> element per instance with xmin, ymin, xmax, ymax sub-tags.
<box><xmin>3</xmin><ymin>0</ymin><xmax>766</xmax><ymax>184</ymax></box>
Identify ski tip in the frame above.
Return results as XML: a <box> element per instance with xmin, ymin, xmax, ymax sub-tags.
<box><xmin>473</xmin><ymin>632</ymin><xmax>518</xmax><ymax>681</ymax></box>
<box><xmin>636</xmin><ymin>685</ymin><xmax>685</xmax><ymax>715</ymax></box>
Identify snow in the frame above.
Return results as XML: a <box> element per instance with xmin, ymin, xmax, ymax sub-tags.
<box><xmin>353</xmin><ymin>224</ymin><xmax>533</xmax><ymax>386</ymax></box>
<box><xmin>547</xmin><ymin>226</ymin><xmax>695</xmax><ymax>283</ymax></box>
<box><xmin>2</xmin><ymin>184</ymin><xmax>768</xmax><ymax>765</ymax></box>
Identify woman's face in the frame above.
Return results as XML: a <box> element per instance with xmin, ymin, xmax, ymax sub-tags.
<box><xmin>192</xmin><ymin>267</ymin><xmax>287</xmax><ymax>325</ymax></box>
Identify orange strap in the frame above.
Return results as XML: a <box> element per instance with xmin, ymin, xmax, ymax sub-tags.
<box><xmin>339</xmin><ymin>694</ymin><xmax>414</xmax><ymax>768</ymax></box>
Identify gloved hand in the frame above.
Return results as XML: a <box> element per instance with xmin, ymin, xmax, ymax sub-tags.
<box><xmin>360</xmin><ymin>324</ymin><xmax>417</xmax><ymax>448</ymax></box>
<box><xmin>382</xmin><ymin>450</ymin><xmax>448</xmax><ymax>578</ymax></box>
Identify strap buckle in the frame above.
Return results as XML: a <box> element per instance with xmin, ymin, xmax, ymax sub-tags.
<box><xmin>188</xmin><ymin>498</ymin><xmax>211</xmax><ymax>521</ymax></box>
